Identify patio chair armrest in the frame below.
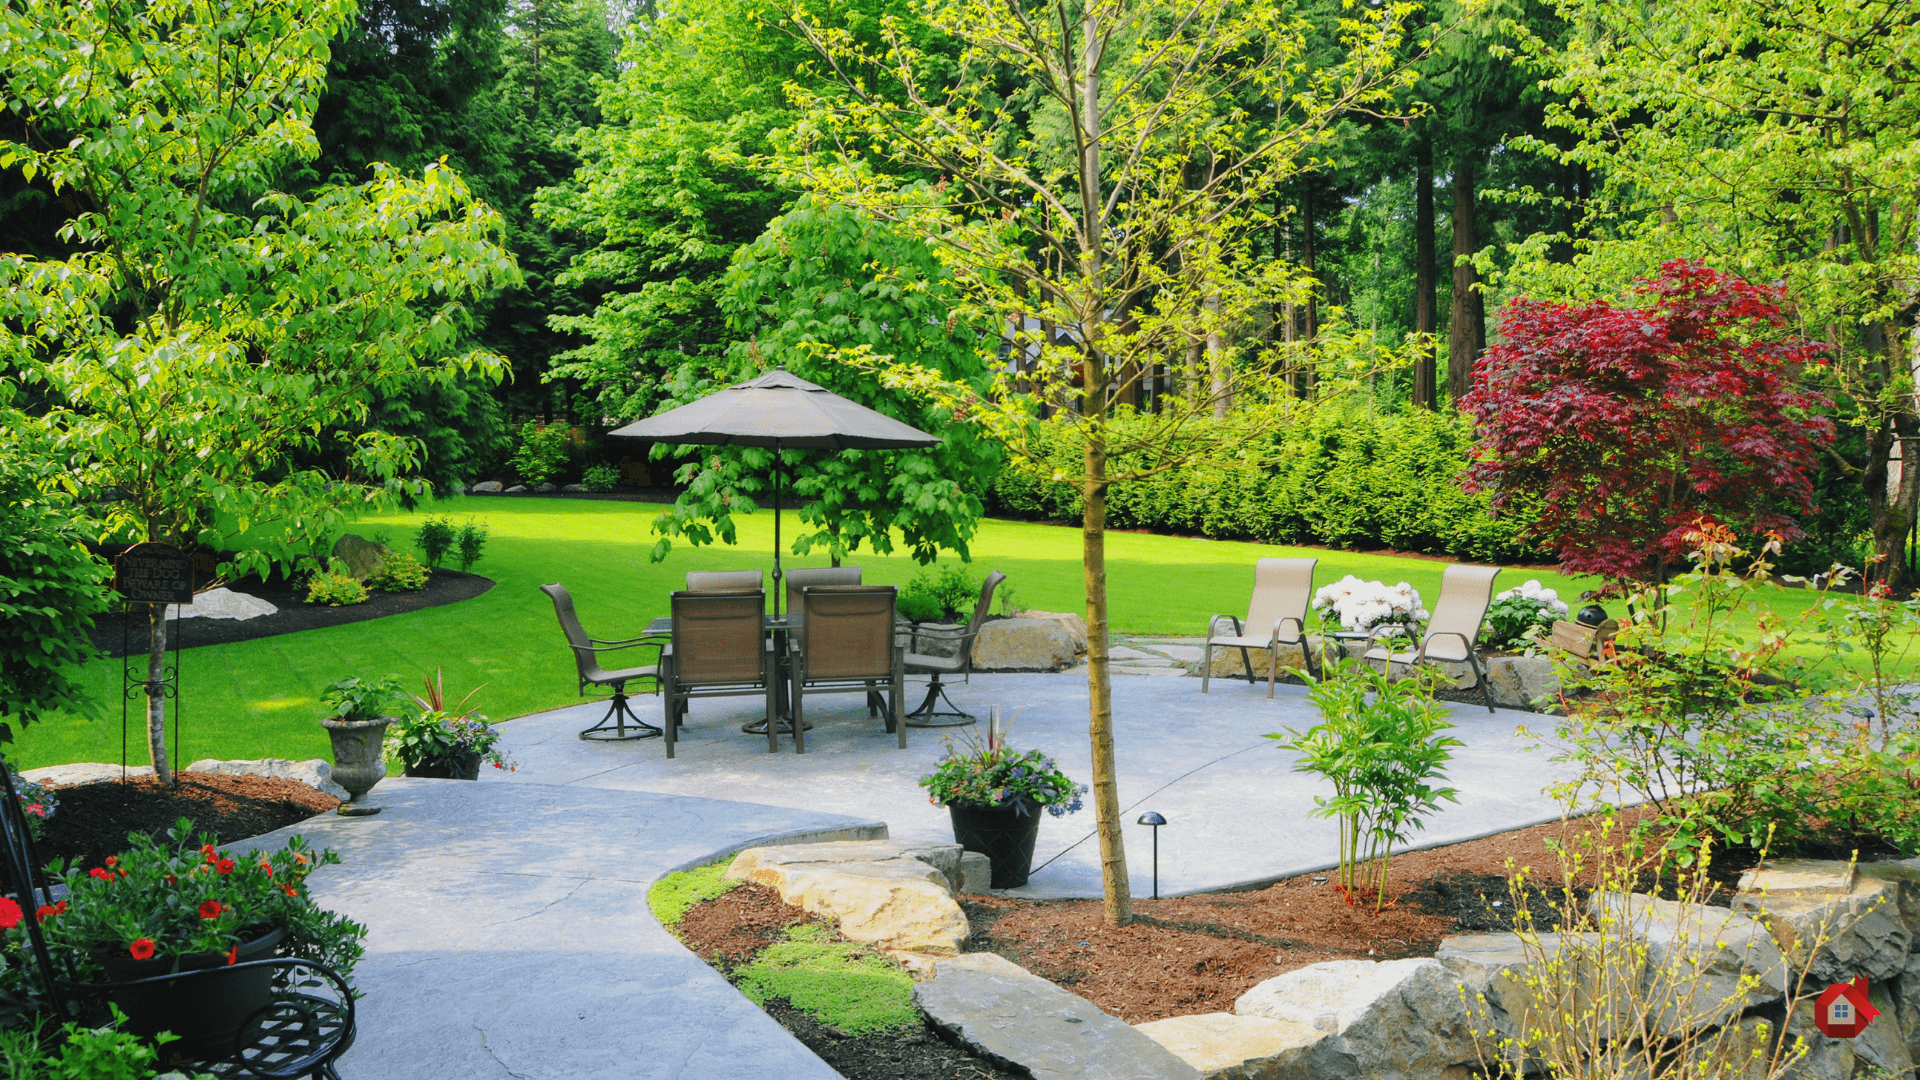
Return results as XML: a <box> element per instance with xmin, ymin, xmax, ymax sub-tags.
<box><xmin>1205</xmin><ymin>614</ymin><xmax>1242</xmax><ymax>637</ymax></box>
<box><xmin>1364</xmin><ymin>624</ymin><xmax>1414</xmax><ymax>647</ymax></box>
<box><xmin>1269</xmin><ymin>616</ymin><xmax>1306</xmax><ymax>642</ymax></box>
<box><xmin>576</xmin><ymin>639</ymin><xmax>664</xmax><ymax>656</ymax></box>
<box><xmin>1416</xmin><ymin>630</ymin><xmax>1481</xmax><ymax>664</ymax></box>
<box><xmin>587</xmin><ymin>634</ymin><xmax>664</xmax><ymax>646</ymax></box>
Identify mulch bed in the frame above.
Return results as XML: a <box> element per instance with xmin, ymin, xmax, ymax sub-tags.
<box><xmin>675</xmin><ymin>882</ymin><xmax>1023</xmax><ymax>1080</ymax></box>
<box><xmin>30</xmin><ymin>773</ymin><xmax>339</xmax><ymax>874</ymax></box>
<box><xmin>87</xmin><ymin>568</ymin><xmax>493</xmax><ymax>658</ymax></box>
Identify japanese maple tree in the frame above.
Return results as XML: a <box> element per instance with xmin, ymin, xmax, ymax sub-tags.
<box><xmin>1461</xmin><ymin>261</ymin><xmax>1833</xmax><ymax>590</ymax></box>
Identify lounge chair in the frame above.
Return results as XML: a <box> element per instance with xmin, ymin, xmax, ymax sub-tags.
<box><xmin>540</xmin><ymin>583</ymin><xmax>666</xmax><ymax>742</ymax></box>
<box><xmin>788</xmin><ymin>585</ymin><xmax>906</xmax><ymax>754</ymax></box>
<box><xmin>1200</xmin><ymin>558</ymin><xmax>1318</xmax><ymax>697</ymax></box>
<box><xmin>662</xmin><ymin>590</ymin><xmax>778</xmax><ymax>756</ymax></box>
<box><xmin>1364</xmin><ymin>563</ymin><xmax>1502</xmax><ymax>712</ymax></box>
<box><xmin>903</xmin><ymin>570</ymin><xmax>1005</xmax><ymax>726</ymax></box>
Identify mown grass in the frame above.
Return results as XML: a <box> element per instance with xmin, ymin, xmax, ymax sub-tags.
<box><xmin>14</xmin><ymin>495</ymin><xmax>1903</xmax><ymax>769</ymax></box>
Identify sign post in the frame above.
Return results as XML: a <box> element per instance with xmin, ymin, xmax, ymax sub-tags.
<box><xmin>113</xmin><ymin>543</ymin><xmax>193</xmax><ymax>781</ymax></box>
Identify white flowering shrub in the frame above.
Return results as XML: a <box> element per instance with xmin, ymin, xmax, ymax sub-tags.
<box><xmin>1312</xmin><ymin>576</ymin><xmax>1428</xmax><ymax>635</ymax></box>
<box><xmin>1482</xmin><ymin>579</ymin><xmax>1570</xmax><ymax>650</ymax></box>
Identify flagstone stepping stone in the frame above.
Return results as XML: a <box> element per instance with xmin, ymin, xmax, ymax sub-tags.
<box><xmin>914</xmin><ymin>952</ymin><xmax>1203</xmax><ymax>1080</ymax></box>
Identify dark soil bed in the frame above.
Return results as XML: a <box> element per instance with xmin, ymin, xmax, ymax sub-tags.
<box><xmin>675</xmin><ymin>883</ymin><xmax>1023</xmax><ymax>1080</ymax></box>
<box><xmin>87</xmin><ymin>567</ymin><xmax>493</xmax><ymax>658</ymax></box>
<box><xmin>30</xmin><ymin>773</ymin><xmax>339</xmax><ymax>874</ymax></box>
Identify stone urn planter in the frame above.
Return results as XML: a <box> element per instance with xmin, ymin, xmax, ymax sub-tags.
<box><xmin>321</xmin><ymin>716</ymin><xmax>391</xmax><ymax>816</ymax></box>
<box><xmin>948</xmin><ymin>803</ymin><xmax>1042</xmax><ymax>889</ymax></box>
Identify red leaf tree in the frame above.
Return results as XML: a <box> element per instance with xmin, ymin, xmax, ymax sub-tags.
<box><xmin>1460</xmin><ymin>260</ymin><xmax>1834</xmax><ymax>589</ymax></box>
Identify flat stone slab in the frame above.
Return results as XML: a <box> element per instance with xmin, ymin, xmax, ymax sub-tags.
<box><xmin>242</xmin><ymin>779</ymin><xmax>883</xmax><ymax>1079</ymax></box>
<box><xmin>727</xmin><ymin>840</ymin><xmax>971</xmax><ymax>954</ymax></box>
<box><xmin>1135</xmin><ymin>1011</ymin><xmax>1316</xmax><ymax>1079</ymax></box>
<box><xmin>915</xmin><ymin>952</ymin><xmax>1204</xmax><ymax>1080</ymax></box>
<box><xmin>167</xmin><ymin>587</ymin><xmax>278</xmax><ymax>621</ymax></box>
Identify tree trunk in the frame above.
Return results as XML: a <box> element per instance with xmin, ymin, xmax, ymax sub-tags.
<box><xmin>1082</xmin><ymin>429</ymin><xmax>1131</xmax><ymax>926</ymax></box>
<box><xmin>1412</xmin><ymin>130</ymin><xmax>1438</xmax><ymax>409</ymax></box>
<box><xmin>1207</xmin><ymin>295</ymin><xmax>1228</xmax><ymax>419</ymax></box>
<box><xmin>1865</xmin><ymin>324</ymin><xmax>1919</xmax><ymax>591</ymax></box>
<box><xmin>1448</xmin><ymin>155</ymin><xmax>1484</xmax><ymax>402</ymax></box>
<box><xmin>146</xmin><ymin>604</ymin><xmax>175</xmax><ymax>785</ymax></box>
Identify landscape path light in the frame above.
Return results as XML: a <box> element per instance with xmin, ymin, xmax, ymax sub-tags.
<box><xmin>1137</xmin><ymin>811</ymin><xmax>1167</xmax><ymax>899</ymax></box>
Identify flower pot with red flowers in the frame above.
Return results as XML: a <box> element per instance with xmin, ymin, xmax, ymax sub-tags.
<box><xmin>917</xmin><ymin>713</ymin><xmax>1086</xmax><ymax>890</ymax></box>
<box><xmin>388</xmin><ymin>669</ymin><xmax>516</xmax><ymax>780</ymax></box>
<box><xmin>34</xmin><ymin>819</ymin><xmax>367</xmax><ymax>1062</ymax></box>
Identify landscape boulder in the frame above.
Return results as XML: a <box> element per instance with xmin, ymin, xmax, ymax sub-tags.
<box><xmin>902</xmin><ymin>622</ymin><xmax>967</xmax><ymax>660</ymax></box>
<box><xmin>167</xmin><ymin>587</ymin><xmax>278</xmax><ymax>622</ymax></box>
<box><xmin>1019</xmin><ymin>610</ymin><xmax>1090</xmax><ymax>653</ymax></box>
<box><xmin>329</xmin><ymin>534</ymin><xmax>388</xmax><ymax>581</ymax></box>
<box><xmin>972</xmin><ymin>617</ymin><xmax>1078</xmax><ymax>671</ymax></box>
<box><xmin>470</xmin><ymin>481</ymin><xmax>503</xmax><ymax>493</ymax></box>
<box><xmin>535</xmin><ymin>482</ymin><xmax>557</xmax><ymax>492</ymax></box>
<box><xmin>725</xmin><ymin>839</ymin><xmax>972</xmax><ymax>955</ymax></box>
<box><xmin>1134</xmin><ymin>1012</ymin><xmax>1317</xmax><ymax>1080</ymax></box>
<box><xmin>916</xmin><ymin>952</ymin><xmax>1204</xmax><ymax>1080</ymax></box>
<box><xmin>1734</xmin><ymin>860</ymin><xmax>1912</xmax><ymax>983</ymax></box>
<box><xmin>1482</xmin><ymin>656</ymin><xmax>1560</xmax><ymax>710</ymax></box>
<box><xmin>23</xmin><ymin>762</ymin><xmax>154</xmax><ymax>787</ymax></box>
<box><xmin>1586</xmin><ymin>893</ymin><xmax>1786</xmax><ymax>1036</ymax></box>
<box><xmin>561</xmin><ymin>483</ymin><xmax>588</xmax><ymax>492</ymax></box>
<box><xmin>185</xmin><ymin>757</ymin><xmax>350</xmax><ymax>801</ymax></box>
<box><xmin>1231</xmin><ymin>958</ymin><xmax>1476</xmax><ymax>1080</ymax></box>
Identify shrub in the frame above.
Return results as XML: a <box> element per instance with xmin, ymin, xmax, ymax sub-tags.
<box><xmin>987</xmin><ymin>404</ymin><xmax>1544</xmax><ymax>563</ymax></box>
<box><xmin>1482</xmin><ymin>580</ymin><xmax>1570</xmax><ymax>651</ymax></box>
<box><xmin>414</xmin><ymin>516</ymin><xmax>456</xmax><ymax>567</ymax></box>
<box><xmin>899</xmin><ymin>565</ymin><xmax>981</xmax><ymax>623</ymax></box>
<box><xmin>0</xmin><ymin>453</ymin><xmax>112</xmax><ymax>737</ymax></box>
<box><xmin>509</xmin><ymin>422</ymin><xmax>571</xmax><ymax>487</ymax></box>
<box><xmin>581</xmin><ymin>464</ymin><xmax>620</xmax><ymax>493</ymax></box>
<box><xmin>304</xmin><ymin>562</ymin><xmax>370</xmax><ymax>607</ymax></box>
<box><xmin>455</xmin><ymin>521</ymin><xmax>489</xmax><ymax>572</ymax></box>
<box><xmin>369</xmin><ymin>551</ymin><xmax>430</xmax><ymax>592</ymax></box>
<box><xmin>1270</xmin><ymin>659</ymin><xmax>1461</xmax><ymax>910</ymax></box>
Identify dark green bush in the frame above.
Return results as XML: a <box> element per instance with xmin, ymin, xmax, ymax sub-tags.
<box><xmin>988</xmin><ymin>405</ymin><xmax>1544</xmax><ymax>563</ymax></box>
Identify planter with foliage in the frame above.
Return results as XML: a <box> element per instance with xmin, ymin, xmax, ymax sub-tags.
<box><xmin>389</xmin><ymin>670</ymin><xmax>514</xmax><ymax>780</ymax></box>
<box><xmin>919</xmin><ymin>720</ymin><xmax>1085</xmax><ymax>888</ymax></box>
<box><xmin>320</xmin><ymin>676</ymin><xmax>406</xmax><ymax>815</ymax></box>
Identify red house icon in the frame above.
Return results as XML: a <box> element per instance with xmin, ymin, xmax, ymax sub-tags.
<box><xmin>1814</xmin><ymin>977</ymin><xmax>1880</xmax><ymax>1039</ymax></box>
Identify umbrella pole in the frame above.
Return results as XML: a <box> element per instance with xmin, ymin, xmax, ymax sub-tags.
<box><xmin>772</xmin><ymin>448</ymin><xmax>783</xmax><ymax>618</ymax></box>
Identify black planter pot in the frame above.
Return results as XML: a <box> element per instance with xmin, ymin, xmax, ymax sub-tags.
<box><xmin>403</xmin><ymin>751</ymin><xmax>482</xmax><ymax>780</ymax></box>
<box><xmin>948</xmin><ymin>802</ymin><xmax>1043</xmax><ymax>889</ymax></box>
<box><xmin>98</xmin><ymin>926</ymin><xmax>286</xmax><ymax>1061</ymax></box>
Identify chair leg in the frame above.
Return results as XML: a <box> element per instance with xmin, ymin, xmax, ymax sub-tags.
<box><xmin>765</xmin><ymin>671</ymin><xmax>779</xmax><ymax>753</ymax></box>
<box><xmin>1299</xmin><ymin>638</ymin><xmax>1317</xmax><ymax>680</ymax></box>
<box><xmin>893</xmin><ymin>671</ymin><xmax>906</xmax><ymax>749</ymax></box>
<box><xmin>579</xmin><ymin>681</ymin><xmax>663</xmax><ymax>742</ymax></box>
<box><xmin>1237</xmin><ymin>646</ymin><xmax>1254</xmax><ymax>685</ymax></box>
<box><xmin>906</xmin><ymin>673</ymin><xmax>976</xmax><ymax>728</ymax></box>
<box><xmin>1267</xmin><ymin>645</ymin><xmax>1277</xmax><ymax>698</ymax></box>
<box><xmin>665</xmin><ymin>683</ymin><xmax>677</xmax><ymax>759</ymax></box>
<box><xmin>792</xmin><ymin>682</ymin><xmax>806</xmax><ymax>754</ymax></box>
<box><xmin>1470</xmin><ymin>653</ymin><xmax>1495</xmax><ymax>713</ymax></box>
<box><xmin>1200</xmin><ymin>643</ymin><xmax>1212</xmax><ymax>693</ymax></box>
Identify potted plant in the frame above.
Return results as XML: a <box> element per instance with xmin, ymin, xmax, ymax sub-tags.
<box><xmin>320</xmin><ymin>675</ymin><xmax>406</xmax><ymax>816</ymax></box>
<box><xmin>389</xmin><ymin>669</ymin><xmax>516</xmax><ymax>780</ymax></box>
<box><xmin>30</xmin><ymin>819</ymin><xmax>366</xmax><ymax>1062</ymax></box>
<box><xmin>918</xmin><ymin>714</ymin><xmax>1086</xmax><ymax>889</ymax></box>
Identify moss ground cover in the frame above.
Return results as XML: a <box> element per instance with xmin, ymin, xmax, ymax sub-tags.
<box><xmin>647</xmin><ymin>861</ymin><xmax>741</xmax><ymax>929</ymax></box>
<box><xmin>12</xmin><ymin>495</ymin><xmax>1890</xmax><ymax>769</ymax></box>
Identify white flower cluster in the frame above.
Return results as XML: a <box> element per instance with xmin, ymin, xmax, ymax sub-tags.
<box><xmin>1496</xmin><ymin>579</ymin><xmax>1570</xmax><ymax>618</ymax></box>
<box><xmin>1312</xmin><ymin>576</ymin><xmax>1428</xmax><ymax>634</ymax></box>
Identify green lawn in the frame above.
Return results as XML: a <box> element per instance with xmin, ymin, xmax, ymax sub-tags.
<box><xmin>11</xmin><ymin>495</ymin><xmax>1885</xmax><ymax>769</ymax></box>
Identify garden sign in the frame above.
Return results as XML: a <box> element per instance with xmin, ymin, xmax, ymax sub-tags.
<box><xmin>114</xmin><ymin>543</ymin><xmax>194</xmax><ymax>604</ymax></box>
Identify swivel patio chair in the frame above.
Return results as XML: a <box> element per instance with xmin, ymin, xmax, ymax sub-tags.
<box><xmin>663</xmin><ymin>590</ymin><xmax>778</xmax><ymax>756</ymax></box>
<box><xmin>541</xmin><ymin>583</ymin><xmax>666</xmax><ymax>741</ymax></box>
<box><xmin>1364</xmin><ymin>563</ymin><xmax>1503</xmax><ymax>712</ymax></box>
<box><xmin>1200</xmin><ymin>558</ymin><xmax>1318</xmax><ymax>697</ymax></box>
<box><xmin>788</xmin><ymin>585</ymin><xmax>906</xmax><ymax>754</ymax></box>
<box><xmin>903</xmin><ymin>570</ymin><xmax>1005</xmax><ymax>727</ymax></box>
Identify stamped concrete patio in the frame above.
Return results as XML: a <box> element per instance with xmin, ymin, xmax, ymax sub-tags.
<box><xmin>487</xmin><ymin>666</ymin><xmax>1581</xmax><ymax>899</ymax></box>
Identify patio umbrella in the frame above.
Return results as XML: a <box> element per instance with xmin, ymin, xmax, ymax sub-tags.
<box><xmin>609</xmin><ymin>368</ymin><xmax>942</xmax><ymax>615</ymax></box>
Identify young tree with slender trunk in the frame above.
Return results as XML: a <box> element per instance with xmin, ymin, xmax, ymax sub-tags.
<box><xmin>0</xmin><ymin>0</ymin><xmax>518</xmax><ymax>782</ymax></box>
<box><xmin>770</xmin><ymin>0</ymin><xmax>1419</xmax><ymax>923</ymax></box>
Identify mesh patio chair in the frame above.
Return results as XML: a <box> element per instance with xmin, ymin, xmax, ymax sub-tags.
<box><xmin>686</xmin><ymin>570</ymin><xmax>764</xmax><ymax>593</ymax></box>
<box><xmin>903</xmin><ymin>570</ymin><xmax>1005</xmax><ymax>727</ymax></box>
<box><xmin>664</xmin><ymin>590</ymin><xmax>778</xmax><ymax>756</ymax></box>
<box><xmin>789</xmin><ymin>585</ymin><xmax>905</xmax><ymax>754</ymax></box>
<box><xmin>1364</xmin><ymin>563</ymin><xmax>1503</xmax><ymax>712</ymax></box>
<box><xmin>784</xmin><ymin>566</ymin><xmax>861</xmax><ymax>623</ymax></box>
<box><xmin>1200</xmin><ymin>558</ymin><xmax>1318</xmax><ymax>698</ymax></box>
<box><xmin>541</xmin><ymin>583</ymin><xmax>666</xmax><ymax>741</ymax></box>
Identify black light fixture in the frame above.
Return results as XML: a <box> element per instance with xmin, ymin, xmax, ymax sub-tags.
<box><xmin>1137</xmin><ymin>811</ymin><xmax>1167</xmax><ymax>899</ymax></box>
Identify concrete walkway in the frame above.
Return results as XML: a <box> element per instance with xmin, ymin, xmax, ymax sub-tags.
<box><xmin>243</xmin><ymin>779</ymin><xmax>884</xmax><ymax>1079</ymax></box>
<box><xmin>488</xmin><ymin>667</ymin><xmax>1581</xmax><ymax>899</ymax></box>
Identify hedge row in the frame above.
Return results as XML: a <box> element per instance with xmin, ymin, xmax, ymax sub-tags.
<box><xmin>986</xmin><ymin>406</ymin><xmax>1546</xmax><ymax>564</ymax></box>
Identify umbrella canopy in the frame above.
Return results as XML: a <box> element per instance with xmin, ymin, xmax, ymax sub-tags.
<box><xmin>608</xmin><ymin>368</ymin><xmax>941</xmax><ymax>449</ymax></box>
<box><xmin>610</xmin><ymin>368</ymin><xmax>943</xmax><ymax>618</ymax></box>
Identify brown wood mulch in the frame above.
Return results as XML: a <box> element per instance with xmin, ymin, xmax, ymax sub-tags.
<box><xmin>30</xmin><ymin>773</ymin><xmax>340</xmax><ymax>874</ymax></box>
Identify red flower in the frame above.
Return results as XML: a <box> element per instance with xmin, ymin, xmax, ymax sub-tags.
<box><xmin>88</xmin><ymin>868</ymin><xmax>114</xmax><ymax>881</ymax></box>
<box><xmin>129</xmin><ymin>939</ymin><xmax>156</xmax><ymax>960</ymax></box>
<box><xmin>104</xmin><ymin>856</ymin><xmax>117</xmax><ymax>868</ymax></box>
<box><xmin>0</xmin><ymin>897</ymin><xmax>20</xmax><ymax>930</ymax></box>
<box><xmin>35</xmin><ymin>900</ymin><xmax>64</xmax><ymax>924</ymax></box>
<box><xmin>213</xmin><ymin>857</ymin><xmax>235</xmax><ymax>875</ymax></box>
<box><xmin>258</xmin><ymin>861</ymin><xmax>273</xmax><ymax>877</ymax></box>
<box><xmin>226</xmin><ymin>945</ymin><xmax>238</xmax><ymax>966</ymax></box>
<box><xmin>200</xmin><ymin>843</ymin><xmax>217</xmax><ymax>858</ymax></box>
<box><xmin>280</xmin><ymin>883</ymin><xmax>297</xmax><ymax>897</ymax></box>
<box><xmin>198</xmin><ymin>899</ymin><xmax>225</xmax><ymax>920</ymax></box>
